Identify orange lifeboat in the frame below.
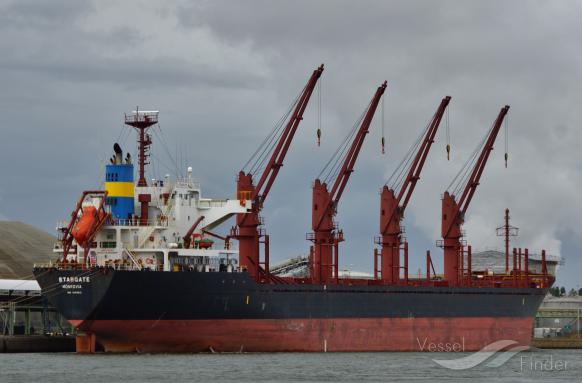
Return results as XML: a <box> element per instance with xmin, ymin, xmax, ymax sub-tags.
<box><xmin>72</xmin><ymin>206</ymin><xmax>98</xmax><ymax>245</ymax></box>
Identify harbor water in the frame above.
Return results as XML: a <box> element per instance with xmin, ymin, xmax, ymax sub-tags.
<box><xmin>1</xmin><ymin>349</ymin><xmax>580</xmax><ymax>382</ymax></box>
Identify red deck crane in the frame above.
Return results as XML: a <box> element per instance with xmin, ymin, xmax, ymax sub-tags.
<box><xmin>377</xmin><ymin>96</ymin><xmax>451</xmax><ymax>284</ymax></box>
<box><xmin>309</xmin><ymin>81</ymin><xmax>387</xmax><ymax>284</ymax></box>
<box><xmin>233</xmin><ymin>65</ymin><xmax>324</xmax><ymax>279</ymax></box>
<box><xmin>441</xmin><ymin>105</ymin><xmax>510</xmax><ymax>286</ymax></box>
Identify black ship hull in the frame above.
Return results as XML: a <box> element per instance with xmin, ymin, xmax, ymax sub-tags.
<box><xmin>34</xmin><ymin>267</ymin><xmax>546</xmax><ymax>352</ymax></box>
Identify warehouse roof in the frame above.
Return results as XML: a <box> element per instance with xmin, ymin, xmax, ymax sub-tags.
<box><xmin>0</xmin><ymin>279</ymin><xmax>40</xmax><ymax>291</ymax></box>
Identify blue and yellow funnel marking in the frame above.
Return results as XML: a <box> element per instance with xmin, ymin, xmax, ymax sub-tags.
<box><xmin>105</xmin><ymin>164</ymin><xmax>135</xmax><ymax>220</ymax></box>
<box><xmin>105</xmin><ymin>182</ymin><xmax>134</xmax><ymax>198</ymax></box>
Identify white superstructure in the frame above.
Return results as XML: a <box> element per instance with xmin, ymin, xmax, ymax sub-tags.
<box><xmin>53</xmin><ymin>111</ymin><xmax>251</xmax><ymax>272</ymax></box>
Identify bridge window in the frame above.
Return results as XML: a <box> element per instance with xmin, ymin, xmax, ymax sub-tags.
<box><xmin>100</xmin><ymin>241</ymin><xmax>117</xmax><ymax>249</ymax></box>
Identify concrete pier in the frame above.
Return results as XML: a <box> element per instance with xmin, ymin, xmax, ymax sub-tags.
<box><xmin>0</xmin><ymin>335</ymin><xmax>75</xmax><ymax>353</ymax></box>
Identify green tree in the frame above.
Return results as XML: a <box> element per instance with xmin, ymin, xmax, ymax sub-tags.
<box><xmin>579</xmin><ymin>288</ymin><xmax>582</xmax><ymax>296</ymax></box>
<box><xmin>568</xmin><ymin>288</ymin><xmax>577</xmax><ymax>297</ymax></box>
<box><xmin>560</xmin><ymin>286</ymin><xmax>566</xmax><ymax>296</ymax></box>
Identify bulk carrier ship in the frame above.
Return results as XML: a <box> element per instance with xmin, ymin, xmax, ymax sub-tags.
<box><xmin>34</xmin><ymin>65</ymin><xmax>554</xmax><ymax>353</ymax></box>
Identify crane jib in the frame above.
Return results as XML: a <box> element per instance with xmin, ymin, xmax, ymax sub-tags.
<box><xmin>315</xmin><ymin>81</ymin><xmax>387</xmax><ymax>230</ymax></box>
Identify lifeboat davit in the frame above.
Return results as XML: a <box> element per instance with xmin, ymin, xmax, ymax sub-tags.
<box><xmin>72</xmin><ymin>206</ymin><xmax>98</xmax><ymax>245</ymax></box>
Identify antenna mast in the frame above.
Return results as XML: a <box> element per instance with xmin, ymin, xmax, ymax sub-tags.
<box><xmin>124</xmin><ymin>108</ymin><xmax>159</xmax><ymax>225</ymax></box>
<box><xmin>125</xmin><ymin>108</ymin><xmax>158</xmax><ymax>187</ymax></box>
<box><xmin>496</xmin><ymin>208</ymin><xmax>518</xmax><ymax>273</ymax></box>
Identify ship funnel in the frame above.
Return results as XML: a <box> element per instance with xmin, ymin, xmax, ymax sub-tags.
<box><xmin>113</xmin><ymin>143</ymin><xmax>123</xmax><ymax>165</ymax></box>
<box><xmin>105</xmin><ymin>145</ymin><xmax>135</xmax><ymax>220</ymax></box>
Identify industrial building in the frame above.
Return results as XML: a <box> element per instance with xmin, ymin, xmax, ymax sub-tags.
<box><xmin>536</xmin><ymin>296</ymin><xmax>582</xmax><ymax>338</ymax></box>
<box><xmin>471</xmin><ymin>249</ymin><xmax>561</xmax><ymax>276</ymax></box>
<box><xmin>0</xmin><ymin>221</ymin><xmax>75</xmax><ymax>351</ymax></box>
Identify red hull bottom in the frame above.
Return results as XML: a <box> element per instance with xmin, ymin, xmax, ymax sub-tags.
<box><xmin>70</xmin><ymin>317</ymin><xmax>534</xmax><ymax>353</ymax></box>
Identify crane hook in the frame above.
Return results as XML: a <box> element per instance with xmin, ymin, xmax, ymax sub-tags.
<box><xmin>446</xmin><ymin>144</ymin><xmax>451</xmax><ymax>161</ymax></box>
<box><xmin>381</xmin><ymin>137</ymin><xmax>385</xmax><ymax>154</ymax></box>
<box><xmin>504</xmin><ymin>114</ymin><xmax>509</xmax><ymax>168</ymax></box>
<box><xmin>317</xmin><ymin>128</ymin><xmax>321</xmax><ymax>147</ymax></box>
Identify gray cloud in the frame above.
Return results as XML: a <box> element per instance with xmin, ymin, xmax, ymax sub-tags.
<box><xmin>0</xmin><ymin>0</ymin><xmax>92</xmax><ymax>28</ymax></box>
<box><xmin>0</xmin><ymin>55</ymin><xmax>267</xmax><ymax>90</ymax></box>
<box><xmin>0</xmin><ymin>0</ymin><xmax>580</xmax><ymax>287</ymax></box>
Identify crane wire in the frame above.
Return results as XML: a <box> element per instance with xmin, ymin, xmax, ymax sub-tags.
<box><xmin>391</xmin><ymin>127</ymin><xmax>426</xmax><ymax>190</ymax></box>
<box><xmin>385</xmin><ymin>113</ymin><xmax>434</xmax><ymax>192</ymax></box>
<box><xmin>318</xmin><ymin>106</ymin><xmax>367</xmax><ymax>184</ymax></box>
<box><xmin>242</xmin><ymin>88</ymin><xmax>303</xmax><ymax>176</ymax></box>
<box><xmin>248</xmin><ymin>112</ymin><xmax>290</xmax><ymax>175</ymax></box>
<box><xmin>245</xmin><ymin>118</ymin><xmax>286</xmax><ymax>176</ymax></box>
<box><xmin>446</xmin><ymin>106</ymin><xmax>451</xmax><ymax>160</ymax></box>
<box><xmin>381</xmin><ymin>93</ymin><xmax>385</xmax><ymax>154</ymax></box>
<box><xmin>504</xmin><ymin>113</ymin><xmax>509</xmax><ymax>167</ymax></box>
<box><xmin>447</xmin><ymin>120</ymin><xmax>494</xmax><ymax>196</ymax></box>
<box><xmin>445</xmin><ymin>108</ymin><xmax>451</xmax><ymax>144</ymax></box>
<box><xmin>317</xmin><ymin>75</ymin><xmax>322</xmax><ymax>145</ymax></box>
<box><xmin>449</xmin><ymin>142</ymin><xmax>480</xmax><ymax>197</ymax></box>
<box><xmin>391</xmin><ymin>128</ymin><xmax>425</xmax><ymax>192</ymax></box>
<box><xmin>321</xmin><ymin>94</ymin><xmax>383</xmax><ymax>183</ymax></box>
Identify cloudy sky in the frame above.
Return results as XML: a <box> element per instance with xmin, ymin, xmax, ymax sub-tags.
<box><xmin>0</xmin><ymin>0</ymin><xmax>580</xmax><ymax>288</ymax></box>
